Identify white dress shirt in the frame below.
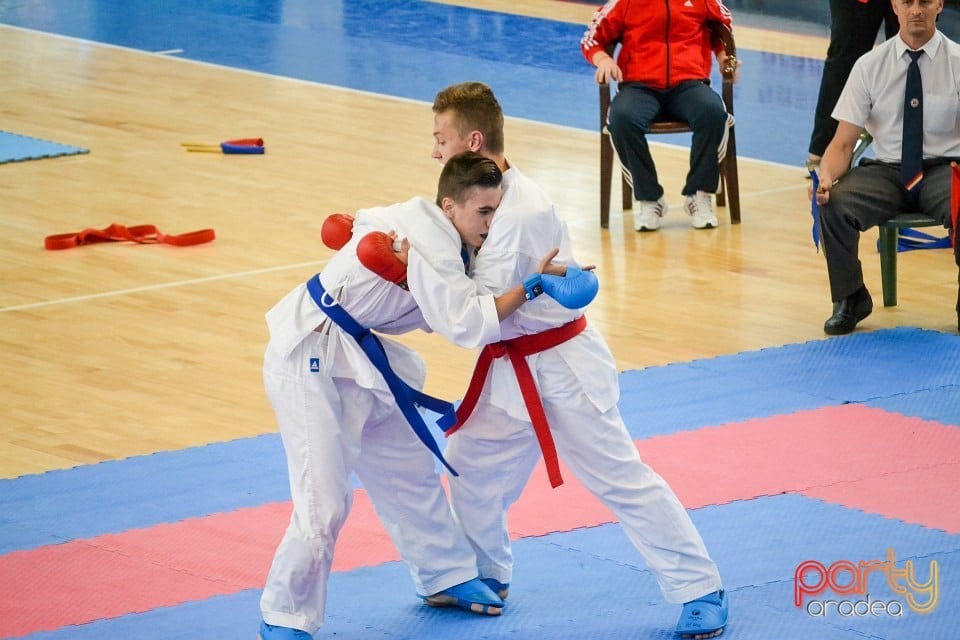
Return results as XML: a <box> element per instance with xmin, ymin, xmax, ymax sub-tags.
<box><xmin>833</xmin><ymin>30</ymin><xmax>960</xmax><ymax>162</ymax></box>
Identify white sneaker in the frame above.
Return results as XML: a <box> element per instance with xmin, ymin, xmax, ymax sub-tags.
<box><xmin>634</xmin><ymin>196</ymin><xmax>667</xmax><ymax>231</ymax></box>
<box><xmin>684</xmin><ymin>191</ymin><xmax>718</xmax><ymax>229</ymax></box>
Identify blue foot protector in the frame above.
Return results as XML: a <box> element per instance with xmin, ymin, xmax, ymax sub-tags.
<box><xmin>482</xmin><ymin>578</ymin><xmax>510</xmax><ymax>600</ymax></box>
<box><xmin>259</xmin><ymin>620</ymin><xmax>313</xmax><ymax>639</ymax></box>
<box><xmin>675</xmin><ymin>590</ymin><xmax>728</xmax><ymax>638</ymax></box>
<box><xmin>422</xmin><ymin>577</ymin><xmax>504</xmax><ymax>615</ymax></box>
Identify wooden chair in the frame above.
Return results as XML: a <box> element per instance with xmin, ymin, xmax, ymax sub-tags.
<box><xmin>850</xmin><ymin>133</ymin><xmax>944</xmax><ymax>307</ymax></box>
<box><xmin>598</xmin><ymin>22</ymin><xmax>741</xmax><ymax>228</ymax></box>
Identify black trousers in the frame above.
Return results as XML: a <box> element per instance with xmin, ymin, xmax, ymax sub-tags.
<box><xmin>819</xmin><ymin>161</ymin><xmax>955</xmax><ymax>302</ymax></box>
<box><xmin>808</xmin><ymin>0</ymin><xmax>897</xmax><ymax>157</ymax></box>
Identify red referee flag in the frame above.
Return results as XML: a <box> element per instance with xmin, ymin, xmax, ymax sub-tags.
<box><xmin>951</xmin><ymin>162</ymin><xmax>960</xmax><ymax>248</ymax></box>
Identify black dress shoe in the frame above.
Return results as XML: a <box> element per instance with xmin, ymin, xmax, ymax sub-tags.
<box><xmin>824</xmin><ymin>286</ymin><xmax>873</xmax><ymax>335</ymax></box>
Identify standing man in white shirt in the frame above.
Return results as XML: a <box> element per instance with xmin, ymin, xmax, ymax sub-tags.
<box><xmin>813</xmin><ymin>0</ymin><xmax>960</xmax><ymax>335</ymax></box>
<box><xmin>430</xmin><ymin>81</ymin><xmax>729</xmax><ymax>639</ymax></box>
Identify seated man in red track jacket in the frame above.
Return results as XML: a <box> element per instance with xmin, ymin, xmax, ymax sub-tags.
<box><xmin>582</xmin><ymin>0</ymin><xmax>736</xmax><ymax>231</ymax></box>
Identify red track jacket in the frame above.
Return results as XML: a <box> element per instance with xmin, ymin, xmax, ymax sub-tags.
<box><xmin>581</xmin><ymin>0</ymin><xmax>733</xmax><ymax>90</ymax></box>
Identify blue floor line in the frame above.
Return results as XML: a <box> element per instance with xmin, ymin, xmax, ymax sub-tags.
<box><xmin>0</xmin><ymin>0</ymin><xmax>823</xmax><ymax>166</ymax></box>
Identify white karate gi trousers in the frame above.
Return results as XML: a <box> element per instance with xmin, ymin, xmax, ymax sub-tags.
<box><xmin>444</xmin><ymin>350</ymin><xmax>722</xmax><ymax>606</ymax></box>
<box><xmin>259</xmin><ymin>333</ymin><xmax>478</xmax><ymax>633</ymax></box>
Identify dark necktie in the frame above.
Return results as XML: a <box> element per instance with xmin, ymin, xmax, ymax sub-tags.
<box><xmin>901</xmin><ymin>49</ymin><xmax>924</xmax><ymax>195</ymax></box>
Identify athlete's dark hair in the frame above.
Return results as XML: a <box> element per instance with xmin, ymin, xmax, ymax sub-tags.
<box><xmin>436</xmin><ymin>151</ymin><xmax>502</xmax><ymax>206</ymax></box>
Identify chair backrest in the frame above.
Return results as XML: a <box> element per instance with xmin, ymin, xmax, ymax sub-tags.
<box><xmin>850</xmin><ymin>132</ymin><xmax>874</xmax><ymax>167</ymax></box>
<box><xmin>710</xmin><ymin>22</ymin><xmax>737</xmax><ymax>77</ymax></box>
<box><xmin>711</xmin><ymin>22</ymin><xmax>737</xmax><ymax>116</ymax></box>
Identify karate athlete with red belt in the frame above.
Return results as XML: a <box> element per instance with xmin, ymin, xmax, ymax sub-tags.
<box><xmin>257</xmin><ymin>152</ymin><xmax>593</xmax><ymax>640</ymax></box>
<box><xmin>430</xmin><ymin>83</ymin><xmax>729</xmax><ymax>639</ymax></box>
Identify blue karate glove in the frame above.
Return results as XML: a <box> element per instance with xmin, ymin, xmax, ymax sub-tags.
<box><xmin>523</xmin><ymin>267</ymin><xmax>599</xmax><ymax>309</ymax></box>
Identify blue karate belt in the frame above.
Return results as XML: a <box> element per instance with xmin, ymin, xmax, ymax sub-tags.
<box><xmin>306</xmin><ymin>275</ymin><xmax>459</xmax><ymax>476</ymax></box>
<box><xmin>885</xmin><ymin>226</ymin><xmax>952</xmax><ymax>252</ymax></box>
<box><xmin>809</xmin><ymin>169</ymin><xmax>821</xmax><ymax>251</ymax></box>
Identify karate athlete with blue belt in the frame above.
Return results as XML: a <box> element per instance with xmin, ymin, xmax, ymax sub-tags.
<box><xmin>430</xmin><ymin>83</ymin><xmax>729</xmax><ymax>639</ymax></box>
<box><xmin>257</xmin><ymin>152</ymin><xmax>596</xmax><ymax>640</ymax></box>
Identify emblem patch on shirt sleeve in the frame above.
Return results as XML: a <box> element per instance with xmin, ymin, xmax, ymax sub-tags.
<box><xmin>309</xmin><ymin>358</ymin><xmax>320</xmax><ymax>372</ymax></box>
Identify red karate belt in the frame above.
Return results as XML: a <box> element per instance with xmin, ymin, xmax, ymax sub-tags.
<box><xmin>445</xmin><ymin>315</ymin><xmax>587</xmax><ymax>488</ymax></box>
<box><xmin>951</xmin><ymin>162</ymin><xmax>960</xmax><ymax>247</ymax></box>
<box><xmin>44</xmin><ymin>223</ymin><xmax>215</xmax><ymax>250</ymax></box>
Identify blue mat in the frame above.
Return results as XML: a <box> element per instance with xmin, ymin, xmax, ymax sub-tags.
<box><xmin>4</xmin><ymin>327</ymin><xmax>959</xmax><ymax>640</ymax></box>
<box><xmin>0</xmin><ymin>130</ymin><xmax>89</xmax><ymax>164</ymax></box>
<box><xmin>621</xmin><ymin>327</ymin><xmax>960</xmax><ymax>439</ymax></box>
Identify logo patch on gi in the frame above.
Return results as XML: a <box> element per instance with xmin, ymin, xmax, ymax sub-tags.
<box><xmin>309</xmin><ymin>358</ymin><xmax>320</xmax><ymax>372</ymax></box>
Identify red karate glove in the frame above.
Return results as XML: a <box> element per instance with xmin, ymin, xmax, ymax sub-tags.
<box><xmin>321</xmin><ymin>213</ymin><xmax>355</xmax><ymax>250</ymax></box>
<box><xmin>356</xmin><ymin>231</ymin><xmax>408</xmax><ymax>290</ymax></box>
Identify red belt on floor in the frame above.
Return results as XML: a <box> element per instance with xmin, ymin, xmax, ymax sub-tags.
<box><xmin>44</xmin><ymin>223</ymin><xmax>215</xmax><ymax>250</ymax></box>
<box><xmin>444</xmin><ymin>315</ymin><xmax>587</xmax><ymax>488</ymax></box>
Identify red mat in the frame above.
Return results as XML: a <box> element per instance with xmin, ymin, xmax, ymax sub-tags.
<box><xmin>805</xmin><ymin>462</ymin><xmax>960</xmax><ymax>534</ymax></box>
<box><xmin>0</xmin><ymin>496</ymin><xmax>398</xmax><ymax>637</ymax></box>
<box><xmin>508</xmin><ymin>405</ymin><xmax>960</xmax><ymax>536</ymax></box>
<box><xmin>3</xmin><ymin>405</ymin><xmax>956</xmax><ymax>638</ymax></box>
